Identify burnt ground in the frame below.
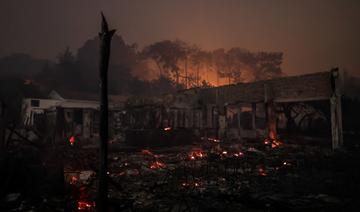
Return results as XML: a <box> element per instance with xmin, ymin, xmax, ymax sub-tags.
<box><xmin>1</xmin><ymin>137</ymin><xmax>360</xmax><ymax>212</ymax></box>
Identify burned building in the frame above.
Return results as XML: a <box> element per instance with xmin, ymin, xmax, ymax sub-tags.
<box><xmin>124</xmin><ymin>69</ymin><xmax>342</xmax><ymax>149</ymax></box>
<box><xmin>20</xmin><ymin>69</ymin><xmax>342</xmax><ymax>149</ymax></box>
<box><xmin>22</xmin><ymin>90</ymin><xmax>127</xmax><ymax>144</ymax></box>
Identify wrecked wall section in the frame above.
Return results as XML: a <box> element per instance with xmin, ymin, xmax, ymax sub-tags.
<box><xmin>197</xmin><ymin>71</ymin><xmax>332</xmax><ymax>105</ymax></box>
<box><xmin>125</xmin><ymin>71</ymin><xmax>342</xmax><ymax>148</ymax></box>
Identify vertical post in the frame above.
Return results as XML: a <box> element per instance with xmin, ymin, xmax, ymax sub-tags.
<box><xmin>330</xmin><ymin>68</ymin><xmax>343</xmax><ymax>149</ymax></box>
<box><xmin>265</xmin><ymin>101</ymin><xmax>277</xmax><ymax>139</ymax></box>
<box><xmin>237</xmin><ymin>105</ymin><xmax>241</xmax><ymax>137</ymax></box>
<box><xmin>264</xmin><ymin>83</ymin><xmax>277</xmax><ymax>139</ymax></box>
<box><xmin>98</xmin><ymin>12</ymin><xmax>115</xmax><ymax>212</ymax></box>
<box><xmin>251</xmin><ymin>103</ymin><xmax>256</xmax><ymax>131</ymax></box>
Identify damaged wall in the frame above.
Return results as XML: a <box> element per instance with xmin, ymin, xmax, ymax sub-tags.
<box><xmin>124</xmin><ymin>70</ymin><xmax>342</xmax><ymax>149</ymax></box>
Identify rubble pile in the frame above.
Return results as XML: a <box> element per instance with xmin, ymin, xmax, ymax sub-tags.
<box><xmin>2</xmin><ymin>136</ymin><xmax>359</xmax><ymax>211</ymax></box>
<box><xmin>63</xmin><ymin>139</ymin><xmax>360</xmax><ymax>212</ymax></box>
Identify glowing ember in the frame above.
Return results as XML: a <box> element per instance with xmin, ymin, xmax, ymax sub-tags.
<box><xmin>258</xmin><ymin>168</ymin><xmax>267</xmax><ymax>176</ymax></box>
<box><xmin>207</xmin><ymin>137</ymin><xmax>220</xmax><ymax>143</ymax></box>
<box><xmin>283</xmin><ymin>161</ymin><xmax>291</xmax><ymax>166</ymax></box>
<box><xmin>234</xmin><ymin>152</ymin><xmax>244</xmax><ymax>157</ymax></box>
<box><xmin>77</xmin><ymin>201</ymin><xmax>95</xmax><ymax>211</ymax></box>
<box><xmin>271</xmin><ymin>140</ymin><xmax>281</xmax><ymax>148</ymax></box>
<box><xmin>163</xmin><ymin>127</ymin><xmax>171</xmax><ymax>131</ymax></box>
<box><xmin>181</xmin><ymin>182</ymin><xmax>188</xmax><ymax>187</ymax></box>
<box><xmin>189</xmin><ymin>150</ymin><xmax>206</xmax><ymax>160</ymax></box>
<box><xmin>141</xmin><ymin>149</ymin><xmax>154</xmax><ymax>156</ymax></box>
<box><xmin>150</xmin><ymin>161</ymin><xmax>166</xmax><ymax>169</ymax></box>
<box><xmin>264</xmin><ymin>138</ymin><xmax>282</xmax><ymax>149</ymax></box>
<box><xmin>222</xmin><ymin>151</ymin><xmax>228</xmax><ymax>155</ymax></box>
<box><xmin>69</xmin><ymin>136</ymin><xmax>76</xmax><ymax>146</ymax></box>
<box><xmin>70</xmin><ymin>176</ymin><xmax>78</xmax><ymax>185</ymax></box>
<box><xmin>181</xmin><ymin>181</ymin><xmax>201</xmax><ymax>188</ymax></box>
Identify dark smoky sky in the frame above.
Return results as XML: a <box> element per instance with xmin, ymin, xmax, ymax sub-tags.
<box><xmin>0</xmin><ymin>0</ymin><xmax>359</xmax><ymax>76</ymax></box>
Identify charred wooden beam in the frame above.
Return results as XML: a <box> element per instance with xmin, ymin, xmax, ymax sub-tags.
<box><xmin>98</xmin><ymin>12</ymin><xmax>116</xmax><ymax>212</ymax></box>
<box><xmin>330</xmin><ymin>68</ymin><xmax>343</xmax><ymax>149</ymax></box>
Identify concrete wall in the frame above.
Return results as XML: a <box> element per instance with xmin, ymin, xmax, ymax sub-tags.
<box><xmin>197</xmin><ymin>71</ymin><xmax>332</xmax><ymax>105</ymax></box>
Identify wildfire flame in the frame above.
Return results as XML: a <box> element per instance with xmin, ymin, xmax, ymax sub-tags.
<box><xmin>164</xmin><ymin>127</ymin><xmax>172</xmax><ymax>131</ymax></box>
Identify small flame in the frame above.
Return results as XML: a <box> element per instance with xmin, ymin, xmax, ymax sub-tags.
<box><xmin>164</xmin><ymin>127</ymin><xmax>171</xmax><ymax>131</ymax></box>
<box><xmin>271</xmin><ymin>140</ymin><xmax>281</xmax><ymax>148</ymax></box>
<box><xmin>189</xmin><ymin>150</ymin><xmax>205</xmax><ymax>160</ymax></box>
<box><xmin>70</xmin><ymin>176</ymin><xmax>78</xmax><ymax>185</ymax></box>
<box><xmin>77</xmin><ymin>201</ymin><xmax>95</xmax><ymax>211</ymax></box>
<box><xmin>69</xmin><ymin>136</ymin><xmax>76</xmax><ymax>146</ymax></box>
<box><xmin>264</xmin><ymin>138</ymin><xmax>282</xmax><ymax>149</ymax></box>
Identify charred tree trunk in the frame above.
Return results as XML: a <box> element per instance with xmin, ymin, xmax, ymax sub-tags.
<box><xmin>98</xmin><ymin>12</ymin><xmax>116</xmax><ymax>212</ymax></box>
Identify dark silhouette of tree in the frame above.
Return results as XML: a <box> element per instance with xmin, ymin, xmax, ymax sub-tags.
<box><xmin>212</xmin><ymin>48</ymin><xmax>243</xmax><ymax>85</ymax></box>
<box><xmin>190</xmin><ymin>49</ymin><xmax>208</xmax><ymax>87</ymax></box>
<box><xmin>55</xmin><ymin>47</ymin><xmax>83</xmax><ymax>91</ymax></box>
<box><xmin>142</xmin><ymin>40</ymin><xmax>187</xmax><ymax>86</ymax></box>
<box><xmin>0</xmin><ymin>34</ymin><xmax>284</xmax><ymax>99</ymax></box>
<box><xmin>77</xmin><ymin>34</ymin><xmax>138</xmax><ymax>94</ymax></box>
<box><xmin>254</xmin><ymin>52</ymin><xmax>283</xmax><ymax>80</ymax></box>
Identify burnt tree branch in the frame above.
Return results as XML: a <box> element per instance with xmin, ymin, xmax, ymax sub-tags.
<box><xmin>98</xmin><ymin>12</ymin><xmax>116</xmax><ymax>212</ymax></box>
